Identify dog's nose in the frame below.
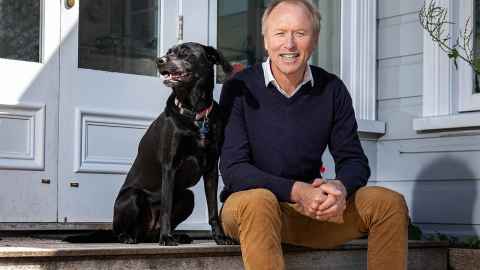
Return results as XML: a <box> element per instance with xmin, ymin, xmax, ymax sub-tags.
<box><xmin>157</xmin><ymin>57</ymin><xmax>167</xmax><ymax>65</ymax></box>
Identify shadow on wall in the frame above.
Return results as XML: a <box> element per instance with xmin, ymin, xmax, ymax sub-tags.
<box><xmin>411</xmin><ymin>156</ymin><xmax>477</xmax><ymax>236</ymax></box>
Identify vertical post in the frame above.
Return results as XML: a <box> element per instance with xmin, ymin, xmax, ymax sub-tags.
<box><xmin>178</xmin><ymin>0</ymin><xmax>184</xmax><ymax>43</ymax></box>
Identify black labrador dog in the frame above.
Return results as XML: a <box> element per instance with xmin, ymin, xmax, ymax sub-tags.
<box><xmin>113</xmin><ymin>42</ymin><xmax>235</xmax><ymax>246</ymax></box>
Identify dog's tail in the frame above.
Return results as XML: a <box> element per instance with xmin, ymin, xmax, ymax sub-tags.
<box><xmin>63</xmin><ymin>230</ymin><xmax>117</xmax><ymax>243</ymax></box>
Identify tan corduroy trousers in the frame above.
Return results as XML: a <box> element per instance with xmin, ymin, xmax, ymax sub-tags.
<box><xmin>220</xmin><ymin>186</ymin><xmax>409</xmax><ymax>270</ymax></box>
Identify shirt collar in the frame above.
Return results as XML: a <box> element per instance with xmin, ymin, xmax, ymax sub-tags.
<box><xmin>262</xmin><ymin>58</ymin><xmax>314</xmax><ymax>97</ymax></box>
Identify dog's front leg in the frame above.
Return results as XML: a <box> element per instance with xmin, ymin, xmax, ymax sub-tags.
<box><xmin>204</xmin><ymin>165</ymin><xmax>237</xmax><ymax>245</ymax></box>
<box><xmin>159</xmin><ymin>165</ymin><xmax>177</xmax><ymax>246</ymax></box>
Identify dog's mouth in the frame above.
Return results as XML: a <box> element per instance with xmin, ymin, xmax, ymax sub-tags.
<box><xmin>160</xmin><ymin>70</ymin><xmax>192</xmax><ymax>85</ymax></box>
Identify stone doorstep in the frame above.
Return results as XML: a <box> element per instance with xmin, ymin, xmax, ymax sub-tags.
<box><xmin>448</xmin><ymin>248</ymin><xmax>480</xmax><ymax>270</ymax></box>
<box><xmin>0</xmin><ymin>238</ymin><xmax>448</xmax><ymax>258</ymax></box>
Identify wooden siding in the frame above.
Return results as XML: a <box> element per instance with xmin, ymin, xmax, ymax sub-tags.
<box><xmin>376</xmin><ymin>0</ymin><xmax>480</xmax><ymax>236</ymax></box>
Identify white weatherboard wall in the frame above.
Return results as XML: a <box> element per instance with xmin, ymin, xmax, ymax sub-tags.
<box><xmin>376</xmin><ymin>0</ymin><xmax>480</xmax><ymax>236</ymax></box>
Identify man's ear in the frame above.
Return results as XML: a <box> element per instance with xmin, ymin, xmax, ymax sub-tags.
<box><xmin>204</xmin><ymin>46</ymin><xmax>233</xmax><ymax>75</ymax></box>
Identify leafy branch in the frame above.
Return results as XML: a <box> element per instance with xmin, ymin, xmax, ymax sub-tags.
<box><xmin>419</xmin><ymin>0</ymin><xmax>480</xmax><ymax>74</ymax></box>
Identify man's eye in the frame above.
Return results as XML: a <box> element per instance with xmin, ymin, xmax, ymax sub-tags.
<box><xmin>274</xmin><ymin>32</ymin><xmax>284</xmax><ymax>36</ymax></box>
<box><xmin>295</xmin><ymin>32</ymin><xmax>305</xmax><ymax>37</ymax></box>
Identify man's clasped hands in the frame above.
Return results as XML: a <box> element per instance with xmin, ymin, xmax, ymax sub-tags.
<box><xmin>291</xmin><ymin>179</ymin><xmax>347</xmax><ymax>223</ymax></box>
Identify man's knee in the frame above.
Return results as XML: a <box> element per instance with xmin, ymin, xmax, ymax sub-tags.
<box><xmin>224</xmin><ymin>188</ymin><xmax>281</xmax><ymax>220</ymax></box>
<box><xmin>238</xmin><ymin>188</ymin><xmax>280</xmax><ymax>214</ymax></box>
<box><xmin>356</xmin><ymin>186</ymin><xmax>409</xmax><ymax>219</ymax></box>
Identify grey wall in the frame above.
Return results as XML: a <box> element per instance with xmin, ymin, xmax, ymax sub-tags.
<box><xmin>376</xmin><ymin>0</ymin><xmax>480</xmax><ymax>237</ymax></box>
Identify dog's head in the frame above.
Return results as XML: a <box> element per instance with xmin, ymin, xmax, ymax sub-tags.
<box><xmin>156</xmin><ymin>42</ymin><xmax>232</xmax><ymax>89</ymax></box>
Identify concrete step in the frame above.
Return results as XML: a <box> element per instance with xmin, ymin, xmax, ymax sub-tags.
<box><xmin>0</xmin><ymin>238</ymin><xmax>448</xmax><ymax>270</ymax></box>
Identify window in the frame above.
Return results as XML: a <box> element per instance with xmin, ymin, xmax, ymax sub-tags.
<box><xmin>216</xmin><ymin>0</ymin><xmax>340</xmax><ymax>78</ymax></box>
<box><xmin>0</xmin><ymin>0</ymin><xmax>40</xmax><ymax>62</ymax></box>
<box><xmin>78</xmin><ymin>0</ymin><xmax>160</xmax><ymax>76</ymax></box>
<box><xmin>415</xmin><ymin>0</ymin><xmax>480</xmax><ymax>131</ymax></box>
<box><xmin>459</xmin><ymin>0</ymin><xmax>480</xmax><ymax>111</ymax></box>
<box><xmin>213</xmin><ymin>0</ymin><xmax>382</xmax><ymax>133</ymax></box>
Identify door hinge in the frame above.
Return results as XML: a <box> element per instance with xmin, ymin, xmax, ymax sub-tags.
<box><xmin>177</xmin><ymin>15</ymin><xmax>184</xmax><ymax>43</ymax></box>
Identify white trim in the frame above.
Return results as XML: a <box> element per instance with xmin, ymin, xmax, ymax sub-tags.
<box><xmin>357</xmin><ymin>119</ymin><xmax>386</xmax><ymax>135</ymax></box>
<box><xmin>208</xmin><ymin>0</ymin><xmax>223</xmax><ymax>102</ymax></box>
<box><xmin>340</xmin><ymin>0</ymin><xmax>377</xmax><ymax>121</ymax></box>
<box><xmin>458</xmin><ymin>0</ymin><xmax>480</xmax><ymax>112</ymax></box>
<box><xmin>413</xmin><ymin>112</ymin><xmax>480</xmax><ymax>131</ymax></box>
<box><xmin>422</xmin><ymin>0</ymin><xmax>454</xmax><ymax>117</ymax></box>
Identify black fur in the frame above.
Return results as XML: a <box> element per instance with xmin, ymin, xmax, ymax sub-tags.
<box><xmin>111</xmin><ymin>42</ymin><xmax>235</xmax><ymax>246</ymax></box>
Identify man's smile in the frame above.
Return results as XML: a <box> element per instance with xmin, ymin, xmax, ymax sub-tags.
<box><xmin>279</xmin><ymin>53</ymin><xmax>300</xmax><ymax>62</ymax></box>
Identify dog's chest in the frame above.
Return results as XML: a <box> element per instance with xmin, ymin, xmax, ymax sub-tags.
<box><xmin>177</xmin><ymin>134</ymin><xmax>213</xmax><ymax>169</ymax></box>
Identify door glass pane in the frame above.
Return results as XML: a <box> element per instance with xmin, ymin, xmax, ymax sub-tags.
<box><xmin>311</xmin><ymin>0</ymin><xmax>341</xmax><ymax>76</ymax></box>
<box><xmin>79</xmin><ymin>0</ymin><xmax>159</xmax><ymax>76</ymax></box>
<box><xmin>0</xmin><ymin>0</ymin><xmax>40</xmax><ymax>62</ymax></box>
<box><xmin>217</xmin><ymin>0</ymin><xmax>341</xmax><ymax>82</ymax></box>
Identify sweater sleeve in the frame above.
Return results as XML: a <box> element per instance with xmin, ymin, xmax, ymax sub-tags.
<box><xmin>219</xmin><ymin>79</ymin><xmax>296</xmax><ymax>202</ymax></box>
<box><xmin>328</xmin><ymin>80</ymin><xmax>370</xmax><ymax>196</ymax></box>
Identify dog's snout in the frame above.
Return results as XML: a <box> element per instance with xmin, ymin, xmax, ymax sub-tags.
<box><xmin>157</xmin><ymin>57</ymin><xmax>167</xmax><ymax>65</ymax></box>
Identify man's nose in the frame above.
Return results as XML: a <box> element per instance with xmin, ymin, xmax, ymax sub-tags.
<box><xmin>284</xmin><ymin>34</ymin><xmax>296</xmax><ymax>50</ymax></box>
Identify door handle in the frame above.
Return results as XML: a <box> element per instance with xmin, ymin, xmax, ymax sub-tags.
<box><xmin>66</xmin><ymin>0</ymin><xmax>75</xmax><ymax>9</ymax></box>
<box><xmin>70</xmin><ymin>182</ymin><xmax>79</xmax><ymax>188</ymax></box>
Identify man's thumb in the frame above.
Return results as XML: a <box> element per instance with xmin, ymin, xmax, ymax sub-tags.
<box><xmin>312</xmin><ymin>178</ymin><xmax>326</xmax><ymax>188</ymax></box>
<box><xmin>319</xmin><ymin>183</ymin><xmax>342</xmax><ymax>195</ymax></box>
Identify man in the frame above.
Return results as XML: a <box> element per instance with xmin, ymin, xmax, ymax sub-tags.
<box><xmin>219</xmin><ymin>0</ymin><xmax>409</xmax><ymax>269</ymax></box>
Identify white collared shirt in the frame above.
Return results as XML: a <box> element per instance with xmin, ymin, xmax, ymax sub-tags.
<box><xmin>262</xmin><ymin>58</ymin><xmax>314</xmax><ymax>98</ymax></box>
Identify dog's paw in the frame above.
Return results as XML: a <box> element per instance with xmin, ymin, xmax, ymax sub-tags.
<box><xmin>172</xmin><ymin>233</ymin><xmax>193</xmax><ymax>244</ymax></box>
<box><xmin>123</xmin><ymin>238</ymin><xmax>139</xmax><ymax>244</ymax></box>
<box><xmin>118</xmin><ymin>234</ymin><xmax>139</xmax><ymax>244</ymax></box>
<box><xmin>213</xmin><ymin>234</ymin><xmax>238</xmax><ymax>245</ymax></box>
<box><xmin>159</xmin><ymin>234</ymin><xmax>178</xmax><ymax>246</ymax></box>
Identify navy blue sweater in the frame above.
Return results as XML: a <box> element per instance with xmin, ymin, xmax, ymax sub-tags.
<box><xmin>219</xmin><ymin>64</ymin><xmax>370</xmax><ymax>203</ymax></box>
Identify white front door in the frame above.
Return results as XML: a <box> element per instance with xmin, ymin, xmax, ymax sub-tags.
<box><xmin>0</xmin><ymin>0</ymin><xmax>60</xmax><ymax>222</ymax></box>
<box><xmin>58</xmin><ymin>0</ymin><xmax>212</xmax><ymax>228</ymax></box>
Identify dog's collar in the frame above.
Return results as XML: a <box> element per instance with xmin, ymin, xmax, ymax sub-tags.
<box><xmin>174</xmin><ymin>98</ymin><xmax>213</xmax><ymax>121</ymax></box>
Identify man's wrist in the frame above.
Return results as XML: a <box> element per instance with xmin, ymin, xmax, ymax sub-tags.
<box><xmin>290</xmin><ymin>181</ymin><xmax>304</xmax><ymax>202</ymax></box>
<box><xmin>331</xmin><ymin>180</ymin><xmax>347</xmax><ymax>197</ymax></box>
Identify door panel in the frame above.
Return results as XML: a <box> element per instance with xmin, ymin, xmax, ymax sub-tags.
<box><xmin>0</xmin><ymin>0</ymin><xmax>60</xmax><ymax>222</ymax></box>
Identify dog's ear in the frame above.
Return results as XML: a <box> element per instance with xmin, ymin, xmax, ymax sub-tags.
<box><xmin>204</xmin><ymin>46</ymin><xmax>233</xmax><ymax>75</ymax></box>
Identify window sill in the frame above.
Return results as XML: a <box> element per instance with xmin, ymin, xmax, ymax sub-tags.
<box><xmin>357</xmin><ymin>119</ymin><xmax>386</xmax><ymax>136</ymax></box>
<box><xmin>413</xmin><ymin>112</ymin><xmax>480</xmax><ymax>131</ymax></box>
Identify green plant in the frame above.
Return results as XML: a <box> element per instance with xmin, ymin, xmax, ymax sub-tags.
<box><xmin>408</xmin><ymin>222</ymin><xmax>480</xmax><ymax>249</ymax></box>
<box><xmin>408</xmin><ymin>222</ymin><xmax>423</xmax><ymax>240</ymax></box>
<box><xmin>419</xmin><ymin>0</ymin><xmax>480</xmax><ymax>75</ymax></box>
<box><xmin>462</xmin><ymin>236</ymin><xmax>480</xmax><ymax>249</ymax></box>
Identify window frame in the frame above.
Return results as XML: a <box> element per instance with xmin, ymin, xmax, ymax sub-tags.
<box><xmin>209</xmin><ymin>0</ymin><xmax>384</xmax><ymax>134</ymax></box>
<box><xmin>415</xmin><ymin>0</ymin><xmax>480</xmax><ymax>131</ymax></box>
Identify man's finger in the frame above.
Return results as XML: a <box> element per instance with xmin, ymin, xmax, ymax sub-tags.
<box><xmin>319</xmin><ymin>183</ymin><xmax>342</xmax><ymax>196</ymax></box>
<box><xmin>317</xmin><ymin>194</ymin><xmax>336</xmax><ymax>212</ymax></box>
<box><xmin>308</xmin><ymin>200</ymin><xmax>320</xmax><ymax>214</ymax></box>
<box><xmin>316</xmin><ymin>213</ymin><xmax>336</xmax><ymax>220</ymax></box>
<box><xmin>316</xmin><ymin>204</ymin><xmax>339</xmax><ymax>216</ymax></box>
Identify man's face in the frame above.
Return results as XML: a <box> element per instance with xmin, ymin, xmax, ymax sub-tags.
<box><xmin>264</xmin><ymin>2</ymin><xmax>317</xmax><ymax>81</ymax></box>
